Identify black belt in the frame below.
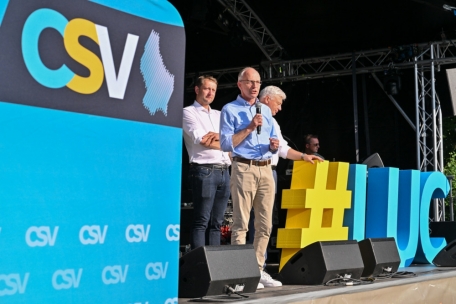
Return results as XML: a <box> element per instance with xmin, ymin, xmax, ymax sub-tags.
<box><xmin>233</xmin><ymin>157</ymin><xmax>271</xmax><ymax>167</ymax></box>
<box><xmin>271</xmin><ymin>165</ymin><xmax>277</xmax><ymax>170</ymax></box>
<box><xmin>190</xmin><ymin>163</ymin><xmax>229</xmax><ymax>170</ymax></box>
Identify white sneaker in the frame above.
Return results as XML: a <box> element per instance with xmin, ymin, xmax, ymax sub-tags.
<box><xmin>260</xmin><ymin>271</ymin><xmax>282</xmax><ymax>287</ymax></box>
<box><xmin>257</xmin><ymin>282</ymin><xmax>264</xmax><ymax>290</ymax></box>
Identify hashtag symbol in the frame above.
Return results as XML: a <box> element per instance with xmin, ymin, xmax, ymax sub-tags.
<box><xmin>277</xmin><ymin>161</ymin><xmax>351</xmax><ymax>270</ymax></box>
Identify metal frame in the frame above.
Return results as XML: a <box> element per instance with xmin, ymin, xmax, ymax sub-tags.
<box><xmin>186</xmin><ymin>41</ymin><xmax>456</xmax><ymax>89</ymax></box>
<box><xmin>216</xmin><ymin>0</ymin><xmax>283</xmax><ymax>61</ymax></box>
<box><xmin>414</xmin><ymin>44</ymin><xmax>446</xmax><ymax>221</ymax></box>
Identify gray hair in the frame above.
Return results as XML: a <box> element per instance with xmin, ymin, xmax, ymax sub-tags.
<box><xmin>259</xmin><ymin>85</ymin><xmax>286</xmax><ymax>101</ymax></box>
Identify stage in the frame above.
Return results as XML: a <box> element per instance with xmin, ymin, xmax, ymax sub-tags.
<box><xmin>178</xmin><ymin>264</ymin><xmax>456</xmax><ymax>303</ymax></box>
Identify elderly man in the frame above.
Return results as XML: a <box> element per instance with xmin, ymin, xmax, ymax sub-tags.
<box><xmin>183</xmin><ymin>75</ymin><xmax>231</xmax><ymax>250</ymax></box>
<box><xmin>220</xmin><ymin>67</ymin><xmax>281</xmax><ymax>289</ymax></box>
<box><xmin>259</xmin><ymin>86</ymin><xmax>322</xmax><ymax>164</ymax></box>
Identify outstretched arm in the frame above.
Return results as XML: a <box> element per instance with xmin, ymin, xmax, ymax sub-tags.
<box><xmin>286</xmin><ymin>149</ymin><xmax>323</xmax><ymax>164</ymax></box>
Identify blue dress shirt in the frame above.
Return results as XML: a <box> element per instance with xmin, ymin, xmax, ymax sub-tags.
<box><xmin>220</xmin><ymin>95</ymin><xmax>277</xmax><ymax>160</ymax></box>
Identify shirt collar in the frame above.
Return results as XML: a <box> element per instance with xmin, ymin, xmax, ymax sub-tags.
<box><xmin>193</xmin><ymin>100</ymin><xmax>211</xmax><ymax>113</ymax></box>
<box><xmin>235</xmin><ymin>95</ymin><xmax>258</xmax><ymax>107</ymax></box>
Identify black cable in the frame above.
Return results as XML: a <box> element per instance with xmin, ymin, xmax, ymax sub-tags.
<box><xmin>324</xmin><ymin>276</ymin><xmax>373</xmax><ymax>286</ymax></box>
<box><xmin>224</xmin><ymin>285</ymin><xmax>249</xmax><ymax>298</ymax></box>
<box><xmin>189</xmin><ymin>286</ymin><xmax>249</xmax><ymax>302</ymax></box>
<box><xmin>365</xmin><ymin>270</ymin><xmax>417</xmax><ymax>280</ymax></box>
<box><xmin>414</xmin><ymin>266</ymin><xmax>456</xmax><ymax>275</ymax></box>
<box><xmin>283</xmin><ymin>135</ymin><xmax>299</xmax><ymax>151</ymax></box>
<box><xmin>391</xmin><ymin>271</ymin><xmax>417</xmax><ymax>278</ymax></box>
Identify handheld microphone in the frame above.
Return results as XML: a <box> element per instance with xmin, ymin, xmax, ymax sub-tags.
<box><xmin>255</xmin><ymin>102</ymin><xmax>261</xmax><ymax>134</ymax></box>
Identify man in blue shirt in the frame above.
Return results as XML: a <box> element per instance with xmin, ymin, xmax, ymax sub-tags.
<box><xmin>220</xmin><ymin>67</ymin><xmax>282</xmax><ymax>288</ymax></box>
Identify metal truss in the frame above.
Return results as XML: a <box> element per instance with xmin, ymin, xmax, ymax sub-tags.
<box><xmin>415</xmin><ymin>44</ymin><xmax>445</xmax><ymax>173</ymax></box>
<box><xmin>216</xmin><ymin>0</ymin><xmax>283</xmax><ymax>60</ymax></box>
<box><xmin>186</xmin><ymin>41</ymin><xmax>456</xmax><ymax>89</ymax></box>
<box><xmin>186</xmin><ymin>65</ymin><xmax>259</xmax><ymax>90</ymax></box>
<box><xmin>414</xmin><ymin>44</ymin><xmax>446</xmax><ymax>221</ymax></box>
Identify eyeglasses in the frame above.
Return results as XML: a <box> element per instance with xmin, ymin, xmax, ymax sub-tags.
<box><xmin>240</xmin><ymin>80</ymin><xmax>262</xmax><ymax>86</ymax></box>
<box><xmin>312</xmin><ymin>143</ymin><xmax>320</xmax><ymax>147</ymax></box>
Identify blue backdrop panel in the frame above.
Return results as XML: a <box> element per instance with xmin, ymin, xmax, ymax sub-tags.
<box><xmin>0</xmin><ymin>103</ymin><xmax>181</xmax><ymax>303</ymax></box>
<box><xmin>0</xmin><ymin>0</ymin><xmax>184</xmax><ymax>302</ymax></box>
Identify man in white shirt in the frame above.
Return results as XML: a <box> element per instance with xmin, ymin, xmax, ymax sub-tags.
<box><xmin>259</xmin><ymin>86</ymin><xmax>322</xmax><ymax>166</ymax></box>
<box><xmin>182</xmin><ymin>76</ymin><xmax>231</xmax><ymax>250</ymax></box>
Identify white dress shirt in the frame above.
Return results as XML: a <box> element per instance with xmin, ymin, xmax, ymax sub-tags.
<box><xmin>183</xmin><ymin>101</ymin><xmax>231</xmax><ymax>165</ymax></box>
<box><xmin>272</xmin><ymin>118</ymin><xmax>291</xmax><ymax>166</ymax></box>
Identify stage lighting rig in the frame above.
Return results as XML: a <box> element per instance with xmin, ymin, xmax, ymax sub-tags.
<box><xmin>383</xmin><ymin>68</ymin><xmax>402</xmax><ymax>96</ymax></box>
<box><xmin>390</xmin><ymin>45</ymin><xmax>417</xmax><ymax>63</ymax></box>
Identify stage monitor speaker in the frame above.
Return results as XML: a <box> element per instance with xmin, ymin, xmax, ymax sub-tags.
<box><xmin>430</xmin><ymin>221</ymin><xmax>456</xmax><ymax>243</ymax></box>
<box><xmin>358</xmin><ymin>237</ymin><xmax>401</xmax><ymax>277</ymax></box>
<box><xmin>445</xmin><ymin>68</ymin><xmax>456</xmax><ymax>116</ymax></box>
<box><xmin>277</xmin><ymin>240</ymin><xmax>364</xmax><ymax>285</ymax></box>
<box><xmin>432</xmin><ymin>239</ymin><xmax>456</xmax><ymax>266</ymax></box>
<box><xmin>179</xmin><ymin>245</ymin><xmax>260</xmax><ymax>298</ymax></box>
<box><xmin>362</xmin><ymin>153</ymin><xmax>384</xmax><ymax>168</ymax></box>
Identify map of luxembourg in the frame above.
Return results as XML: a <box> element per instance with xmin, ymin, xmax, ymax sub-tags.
<box><xmin>140</xmin><ymin>30</ymin><xmax>174</xmax><ymax>116</ymax></box>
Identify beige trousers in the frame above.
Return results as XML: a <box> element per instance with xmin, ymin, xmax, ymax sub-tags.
<box><xmin>230</xmin><ymin>161</ymin><xmax>275</xmax><ymax>271</ymax></box>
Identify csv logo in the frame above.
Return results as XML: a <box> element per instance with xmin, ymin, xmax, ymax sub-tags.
<box><xmin>79</xmin><ymin>225</ymin><xmax>108</xmax><ymax>245</ymax></box>
<box><xmin>126</xmin><ymin>224</ymin><xmax>150</xmax><ymax>243</ymax></box>
<box><xmin>25</xmin><ymin>226</ymin><xmax>59</xmax><ymax>247</ymax></box>
<box><xmin>166</xmin><ymin>224</ymin><xmax>179</xmax><ymax>241</ymax></box>
<box><xmin>52</xmin><ymin>269</ymin><xmax>83</xmax><ymax>290</ymax></box>
<box><xmin>22</xmin><ymin>8</ymin><xmax>139</xmax><ymax>99</ymax></box>
<box><xmin>0</xmin><ymin>273</ymin><xmax>29</xmax><ymax>296</ymax></box>
<box><xmin>102</xmin><ymin>265</ymin><xmax>128</xmax><ymax>285</ymax></box>
<box><xmin>145</xmin><ymin>262</ymin><xmax>168</xmax><ymax>280</ymax></box>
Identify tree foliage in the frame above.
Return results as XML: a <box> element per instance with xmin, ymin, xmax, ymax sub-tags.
<box><xmin>443</xmin><ymin>116</ymin><xmax>456</xmax><ymax>161</ymax></box>
<box><xmin>443</xmin><ymin>116</ymin><xmax>455</xmax><ymax>220</ymax></box>
<box><xmin>445</xmin><ymin>151</ymin><xmax>456</xmax><ymax>197</ymax></box>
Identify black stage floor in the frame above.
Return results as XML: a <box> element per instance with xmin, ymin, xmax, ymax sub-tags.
<box><xmin>178</xmin><ymin>264</ymin><xmax>456</xmax><ymax>303</ymax></box>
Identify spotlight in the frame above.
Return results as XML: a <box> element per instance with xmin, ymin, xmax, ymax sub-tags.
<box><xmin>383</xmin><ymin>70</ymin><xmax>401</xmax><ymax>95</ymax></box>
<box><xmin>215</xmin><ymin>12</ymin><xmax>230</xmax><ymax>33</ymax></box>
<box><xmin>391</xmin><ymin>45</ymin><xmax>416</xmax><ymax>63</ymax></box>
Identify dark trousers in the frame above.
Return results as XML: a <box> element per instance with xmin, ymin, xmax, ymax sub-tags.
<box><xmin>189</xmin><ymin>165</ymin><xmax>230</xmax><ymax>249</ymax></box>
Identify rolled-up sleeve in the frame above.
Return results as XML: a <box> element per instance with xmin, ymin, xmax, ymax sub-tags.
<box><xmin>220</xmin><ymin>107</ymin><xmax>234</xmax><ymax>152</ymax></box>
<box><xmin>267</xmin><ymin>112</ymin><xmax>278</xmax><ymax>154</ymax></box>
<box><xmin>274</xmin><ymin>119</ymin><xmax>290</xmax><ymax>159</ymax></box>
<box><xmin>183</xmin><ymin>108</ymin><xmax>206</xmax><ymax>144</ymax></box>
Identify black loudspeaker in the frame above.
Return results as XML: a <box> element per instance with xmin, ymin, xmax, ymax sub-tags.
<box><xmin>362</xmin><ymin>153</ymin><xmax>384</xmax><ymax>168</ymax></box>
<box><xmin>430</xmin><ymin>222</ymin><xmax>456</xmax><ymax>243</ymax></box>
<box><xmin>358</xmin><ymin>237</ymin><xmax>401</xmax><ymax>277</ymax></box>
<box><xmin>433</xmin><ymin>239</ymin><xmax>456</xmax><ymax>266</ymax></box>
<box><xmin>179</xmin><ymin>245</ymin><xmax>260</xmax><ymax>298</ymax></box>
<box><xmin>277</xmin><ymin>240</ymin><xmax>364</xmax><ymax>285</ymax></box>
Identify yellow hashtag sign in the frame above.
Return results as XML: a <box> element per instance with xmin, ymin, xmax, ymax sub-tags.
<box><xmin>277</xmin><ymin>161</ymin><xmax>352</xmax><ymax>270</ymax></box>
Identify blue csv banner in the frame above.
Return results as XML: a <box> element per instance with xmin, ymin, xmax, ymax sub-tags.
<box><xmin>0</xmin><ymin>1</ymin><xmax>184</xmax><ymax>303</ymax></box>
